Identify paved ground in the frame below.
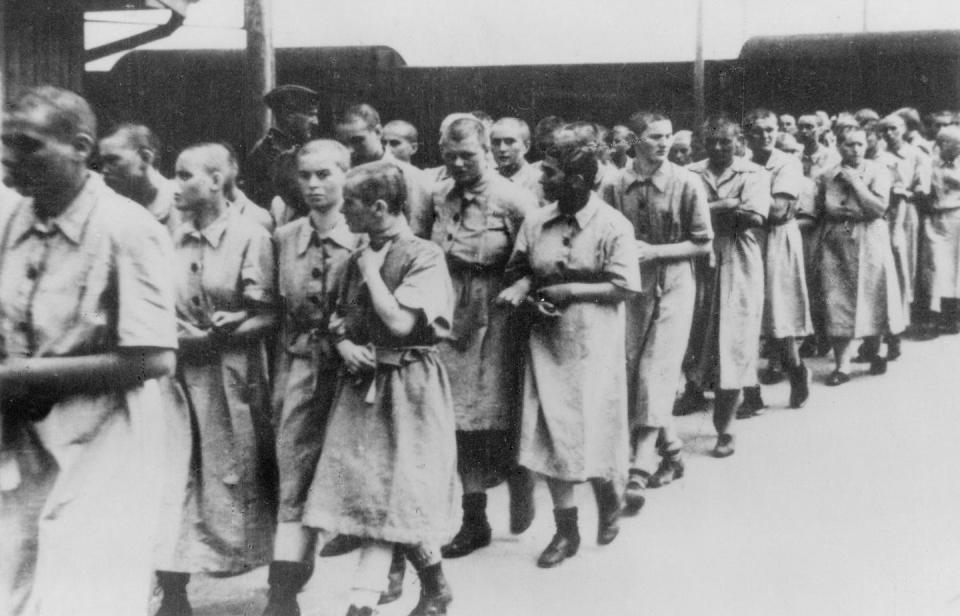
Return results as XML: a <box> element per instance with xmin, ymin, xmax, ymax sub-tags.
<box><xmin>179</xmin><ymin>333</ymin><xmax>960</xmax><ymax>616</ymax></box>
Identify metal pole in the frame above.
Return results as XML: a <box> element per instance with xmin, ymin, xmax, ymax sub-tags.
<box><xmin>694</xmin><ymin>0</ymin><xmax>705</xmax><ymax>128</ymax></box>
<box><xmin>243</xmin><ymin>0</ymin><xmax>275</xmax><ymax>154</ymax></box>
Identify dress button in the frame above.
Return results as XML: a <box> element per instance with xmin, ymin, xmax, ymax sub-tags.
<box><xmin>309</xmin><ymin>295</ymin><xmax>322</xmax><ymax>306</ymax></box>
<box><xmin>556</xmin><ymin>261</ymin><xmax>567</xmax><ymax>270</ymax></box>
<box><xmin>192</xmin><ymin>296</ymin><xmax>201</xmax><ymax>306</ymax></box>
<box><xmin>447</xmin><ymin>234</ymin><xmax>454</xmax><ymax>241</ymax></box>
<box><xmin>190</xmin><ymin>262</ymin><xmax>199</xmax><ymax>273</ymax></box>
<box><xmin>452</xmin><ymin>214</ymin><xmax>460</xmax><ymax>223</ymax></box>
<box><xmin>312</xmin><ymin>267</ymin><xmax>322</xmax><ymax>279</ymax></box>
<box><xmin>562</xmin><ymin>237</ymin><xmax>571</xmax><ymax>247</ymax></box>
<box><xmin>26</xmin><ymin>266</ymin><xmax>38</xmax><ymax>280</ymax></box>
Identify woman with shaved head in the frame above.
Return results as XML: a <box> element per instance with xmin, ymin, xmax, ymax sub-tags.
<box><xmin>153</xmin><ymin>143</ymin><xmax>279</xmax><ymax>614</ymax></box>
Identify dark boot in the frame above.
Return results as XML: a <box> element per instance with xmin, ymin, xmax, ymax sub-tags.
<box><xmin>345</xmin><ymin>606</ymin><xmax>375</xmax><ymax>616</ymax></box>
<box><xmin>408</xmin><ymin>562</ymin><xmax>453</xmax><ymax>616</ymax></box>
<box><xmin>507</xmin><ymin>466</ymin><xmax>536</xmax><ymax>535</ymax></box>
<box><xmin>736</xmin><ymin>386</ymin><xmax>765</xmax><ymax>419</ymax></box>
<box><xmin>378</xmin><ymin>544</ymin><xmax>406</xmax><ymax>605</ymax></box>
<box><xmin>788</xmin><ymin>361</ymin><xmax>810</xmax><ymax>409</ymax></box>
<box><xmin>591</xmin><ymin>479</ymin><xmax>621</xmax><ymax>545</ymax></box>
<box><xmin>440</xmin><ymin>493</ymin><xmax>491</xmax><ymax>558</ymax></box>
<box><xmin>262</xmin><ymin>561</ymin><xmax>313</xmax><ymax>616</ymax></box>
<box><xmin>537</xmin><ymin>507</ymin><xmax>580</xmax><ymax>568</ymax></box>
<box><xmin>649</xmin><ymin>449</ymin><xmax>685</xmax><ymax>488</ymax></box>
<box><xmin>155</xmin><ymin>571</ymin><xmax>191</xmax><ymax>616</ymax></box>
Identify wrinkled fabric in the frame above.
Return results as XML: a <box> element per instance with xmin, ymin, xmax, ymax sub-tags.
<box><xmin>0</xmin><ymin>174</ymin><xmax>176</xmax><ymax>616</ymax></box>
<box><xmin>688</xmin><ymin>158</ymin><xmax>770</xmax><ymax>389</ymax></box>
<box><xmin>507</xmin><ymin>195</ymin><xmax>640</xmax><ymax>482</ymax></box>
<box><xmin>171</xmin><ymin>207</ymin><xmax>277</xmax><ymax>573</ymax></box>
<box><xmin>429</xmin><ymin>173</ymin><xmax>536</xmax><ymax>432</ymax></box>
<box><xmin>304</xmin><ymin>231</ymin><xmax>459</xmax><ymax>545</ymax></box>
<box><xmin>815</xmin><ymin>162</ymin><xmax>904</xmax><ymax>337</ymax></box>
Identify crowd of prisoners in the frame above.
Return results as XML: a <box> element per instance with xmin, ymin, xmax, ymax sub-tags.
<box><xmin>1</xmin><ymin>83</ymin><xmax>959</xmax><ymax>616</ymax></box>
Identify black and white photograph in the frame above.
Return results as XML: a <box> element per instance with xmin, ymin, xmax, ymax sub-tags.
<box><xmin>3</xmin><ymin>0</ymin><xmax>960</xmax><ymax>614</ymax></box>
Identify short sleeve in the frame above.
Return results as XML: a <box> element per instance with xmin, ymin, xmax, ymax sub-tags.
<box><xmin>771</xmin><ymin>156</ymin><xmax>803</xmax><ymax>199</ymax></box>
<box><xmin>241</xmin><ymin>227</ymin><xmax>278</xmax><ymax>307</ymax></box>
<box><xmin>115</xmin><ymin>218</ymin><xmax>178</xmax><ymax>349</ymax></box>
<box><xmin>681</xmin><ymin>172</ymin><xmax>713</xmax><ymax>242</ymax></box>
<box><xmin>601</xmin><ymin>215</ymin><xmax>642</xmax><ymax>293</ymax></box>
<box><xmin>393</xmin><ymin>241</ymin><xmax>454</xmax><ymax>338</ymax></box>
<box><xmin>739</xmin><ymin>170</ymin><xmax>772</xmax><ymax>220</ymax></box>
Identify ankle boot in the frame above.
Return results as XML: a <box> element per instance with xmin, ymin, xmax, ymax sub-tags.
<box><xmin>736</xmin><ymin>386</ymin><xmax>765</xmax><ymax>419</ymax></box>
<box><xmin>507</xmin><ymin>466</ymin><xmax>536</xmax><ymax>535</ymax></box>
<box><xmin>649</xmin><ymin>449</ymin><xmax>685</xmax><ymax>488</ymax></box>
<box><xmin>788</xmin><ymin>361</ymin><xmax>810</xmax><ymax>409</ymax></box>
<box><xmin>440</xmin><ymin>493</ymin><xmax>491</xmax><ymax>558</ymax></box>
<box><xmin>408</xmin><ymin>562</ymin><xmax>453</xmax><ymax>616</ymax></box>
<box><xmin>537</xmin><ymin>507</ymin><xmax>580</xmax><ymax>568</ymax></box>
<box><xmin>155</xmin><ymin>571</ymin><xmax>192</xmax><ymax>616</ymax></box>
<box><xmin>378</xmin><ymin>544</ymin><xmax>407</xmax><ymax>605</ymax></box>
<box><xmin>262</xmin><ymin>561</ymin><xmax>313</xmax><ymax>616</ymax></box>
<box><xmin>591</xmin><ymin>479</ymin><xmax>621</xmax><ymax>545</ymax></box>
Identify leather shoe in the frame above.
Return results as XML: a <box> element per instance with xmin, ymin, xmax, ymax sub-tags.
<box><xmin>826</xmin><ymin>371</ymin><xmax>851</xmax><ymax>386</ymax></box>
<box><xmin>319</xmin><ymin>534</ymin><xmax>362</xmax><ymax>558</ymax></box>
<box><xmin>440</xmin><ymin>520</ymin><xmax>491</xmax><ymax>558</ymax></box>
<box><xmin>713</xmin><ymin>434</ymin><xmax>735</xmax><ymax>458</ymax></box>
<box><xmin>648</xmin><ymin>455</ymin><xmax>684</xmax><ymax>489</ymax></box>
<box><xmin>736</xmin><ymin>387</ymin><xmax>766</xmax><ymax>419</ymax></box>
<box><xmin>537</xmin><ymin>533</ymin><xmax>580</xmax><ymax>568</ymax></box>
<box><xmin>622</xmin><ymin>469</ymin><xmax>649</xmax><ymax>515</ymax></box>
<box><xmin>593</xmin><ymin>480</ymin><xmax>621</xmax><ymax>545</ymax></box>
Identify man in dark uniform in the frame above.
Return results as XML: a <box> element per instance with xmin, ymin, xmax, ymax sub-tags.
<box><xmin>242</xmin><ymin>84</ymin><xmax>320</xmax><ymax>211</ymax></box>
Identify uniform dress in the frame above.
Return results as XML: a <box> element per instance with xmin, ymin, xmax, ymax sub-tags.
<box><xmin>428</xmin><ymin>172</ymin><xmax>537</xmax><ymax>473</ymax></box>
<box><xmin>815</xmin><ymin>162</ymin><xmax>904</xmax><ymax>338</ymax></box>
<box><xmin>303</xmin><ymin>229</ymin><xmax>459</xmax><ymax>546</ymax></box>
<box><xmin>170</xmin><ymin>205</ymin><xmax>277</xmax><ymax>573</ymax></box>
<box><xmin>759</xmin><ymin>149</ymin><xmax>814</xmax><ymax>339</ymax></box>
<box><xmin>688</xmin><ymin>158</ymin><xmax>771</xmax><ymax>390</ymax></box>
<box><xmin>505</xmin><ymin>194</ymin><xmax>641</xmax><ymax>483</ymax></box>
<box><xmin>0</xmin><ymin>173</ymin><xmax>177</xmax><ymax>616</ymax></box>
<box><xmin>612</xmin><ymin>162</ymin><xmax>712</xmax><ymax>430</ymax></box>
<box><xmin>273</xmin><ymin>215</ymin><xmax>362</xmax><ymax>522</ymax></box>
<box><xmin>877</xmin><ymin>144</ymin><xmax>932</xmax><ymax>318</ymax></box>
<box><xmin>922</xmin><ymin>158</ymin><xmax>960</xmax><ymax>311</ymax></box>
<box><xmin>503</xmin><ymin>161</ymin><xmax>547</xmax><ymax>206</ymax></box>
<box><xmin>800</xmin><ymin>145</ymin><xmax>840</xmax><ymax>342</ymax></box>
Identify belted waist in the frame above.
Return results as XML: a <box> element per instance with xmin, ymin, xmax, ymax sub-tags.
<box><xmin>374</xmin><ymin>345</ymin><xmax>437</xmax><ymax>367</ymax></box>
<box><xmin>445</xmin><ymin>254</ymin><xmax>506</xmax><ymax>274</ymax></box>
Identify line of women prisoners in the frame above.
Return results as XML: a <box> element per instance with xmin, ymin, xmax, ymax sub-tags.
<box><xmin>5</xmin><ymin>83</ymin><xmax>959</xmax><ymax>616</ymax></box>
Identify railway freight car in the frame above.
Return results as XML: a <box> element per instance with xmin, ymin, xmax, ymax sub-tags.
<box><xmin>82</xmin><ymin>29</ymin><xmax>960</xmax><ymax>171</ymax></box>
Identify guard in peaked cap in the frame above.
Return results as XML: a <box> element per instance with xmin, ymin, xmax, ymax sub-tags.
<box><xmin>263</xmin><ymin>84</ymin><xmax>319</xmax><ymax>112</ymax></box>
<box><xmin>243</xmin><ymin>84</ymin><xmax>321</xmax><ymax>210</ymax></box>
